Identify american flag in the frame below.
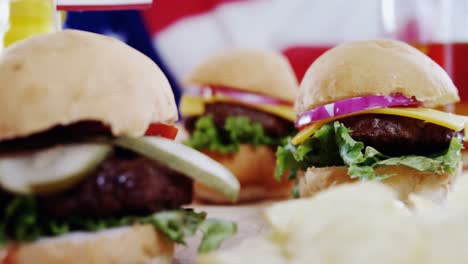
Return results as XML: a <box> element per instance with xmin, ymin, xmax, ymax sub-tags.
<box><xmin>65</xmin><ymin>0</ymin><xmax>427</xmax><ymax>103</ymax></box>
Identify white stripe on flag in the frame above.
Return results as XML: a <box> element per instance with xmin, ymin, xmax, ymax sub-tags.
<box><xmin>154</xmin><ymin>0</ymin><xmax>387</xmax><ymax>81</ymax></box>
<box><xmin>154</xmin><ymin>0</ymin><xmax>280</xmax><ymax>81</ymax></box>
<box><xmin>155</xmin><ymin>14</ymin><xmax>230</xmax><ymax>81</ymax></box>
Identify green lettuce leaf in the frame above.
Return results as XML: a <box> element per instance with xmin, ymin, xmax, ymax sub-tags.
<box><xmin>197</xmin><ymin>219</ymin><xmax>237</xmax><ymax>254</ymax></box>
<box><xmin>333</xmin><ymin>122</ymin><xmax>390</xmax><ymax>180</ymax></box>
<box><xmin>0</xmin><ymin>196</ymin><xmax>236</xmax><ymax>253</ymax></box>
<box><xmin>275</xmin><ymin>121</ymin><xmax>462</xmax><ymax>182</ymax></box>
<box><xmin>141</xmin><ymin>210</ymin><xmax>206</xmax><ymax>244</ymax></box>
<box><xmin>275</xmin><ymin>123</ymin><xmax>343</xmax><ymax>179</ymax></box>
<box><xmin>274</xmin><ymin>140</ymin><xmax>302</xmax><ymax>180</ymax></box>
<box><xmin>185</xmin><ymin>116</ymin><xmax>285</xmax><ymax>154</ymax></box>
<box><xmin>374</xmin><ymin>138</ymin><xmax>462</xmax><ymax>174</ymax></box>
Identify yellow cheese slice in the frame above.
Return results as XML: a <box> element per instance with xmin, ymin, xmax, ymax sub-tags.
<box><xmin>292</xmin><ymin>119</ymin><xmax>331</xmax><ymax>145</ymax></box>
<box><xmin>179</xmin><ymin>94</ymin><xmax>296</xmax><ymax>121</ymax></box>
<box><xmin>292</xmin><ymin>107</ymin><xmax>468</xmax><ymax>145</ymax></box>
<box><xmin>179</xmin><ymin>95</ymin><xmax>205</xmax><ymax>117</ymax></box>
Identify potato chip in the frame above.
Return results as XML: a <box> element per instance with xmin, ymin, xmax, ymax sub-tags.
<box><xmin>201</xmin><ymin>176</ymin><xmax>468</xmax><ymax>264</ymax></box>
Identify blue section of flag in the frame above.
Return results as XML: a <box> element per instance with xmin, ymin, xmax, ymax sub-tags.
<box><xmin>64</xmin><ymin>11</ymin><xmax>182</xmax><ymax>105</ymax></box>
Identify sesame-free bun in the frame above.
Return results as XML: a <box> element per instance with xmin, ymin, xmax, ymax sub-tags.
<box><xmin>0</xmin><ymin>225</ymin><xmax>174</xmax><ymax>264</ymax></box>
<box><xmin>185</xmin><ymin>49</ymin><xmax>298</xmax><ymax>102</ymax></box>
<box><xmin>299</xmin><ymin>165</ymin><xmax>460</xmax><ymax>203</ymax></box>
<box><xmin>0</xmin><ymin>30</ymin><xmax>177</xmax><ymax>140</ymax></box>
<box><xmin>295</xmin><ymin>39</ymin><xmax>459</xmax><ymax>113</ymax></box>
<box><xmin>194</xmin><ymin>145</ymin><xmax>294</xmax><ymax>203</ymax></box>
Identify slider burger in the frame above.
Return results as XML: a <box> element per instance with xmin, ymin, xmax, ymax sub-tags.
<box><xmin>180</xmin><ymin>50</ymin><xmax>298</xmax><ymax>203</ymax></box>
<box><xmin>0</xmin><ymin>30</ymin><xmax>239</xmax><ymax>263</ymax></box>
<box><xmin>276</xmin><ymin>39</ymin><xmax>467</xmax><ymax>202</ymax></box>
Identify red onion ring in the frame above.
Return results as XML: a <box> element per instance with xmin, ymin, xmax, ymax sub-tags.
<box><xmin>295</xmin><ymin>94</ymin><xmax>419</xmax><ymax>128</ymax></box>
<box><xmin>192</xmin><ymin>86</ymin><xmax>293</xmax><ymax>106</ymax></box>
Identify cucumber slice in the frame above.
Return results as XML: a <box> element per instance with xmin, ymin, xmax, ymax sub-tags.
<box><xmin>115</xmin><ymin>137</ymin><xmax>240</xmax><ymax>202</ymax></box>
<box><xmin>0</xmin><ymin>143</ymin><xmax>112</xmax><ymax>194</ymax></box>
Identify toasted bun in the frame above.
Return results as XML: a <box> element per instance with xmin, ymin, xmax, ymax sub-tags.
<box><xmin>299</xmin><ymin>165</ymin><xmax>460</xmax><ymax>203</ymax></box>
<box><xmin>295</xmin><ymin>39</ymin><xmax>459</xmax><ymax>113</ymax></box>
<box><xmin>185</xmin><ymin>49</ymin><xmax>297</xmax><ymax>102</ymax></box>
<box><xmin>194</xmin><ymin>145</ymin><xmax>293</xmax><ymax>203</ymax></box>
<box><xmin>0</xmin><ymin>30</ymin><xmax>177</xmax><ymax>140</ymax></box>
<box><xmin>0</xmin><ymin>225</ymin><xmax>174</xmax><ymax>264</ymax></box>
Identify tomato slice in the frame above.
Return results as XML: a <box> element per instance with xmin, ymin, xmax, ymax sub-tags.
<box><xmin>144</xmin><ymin>123</ymin><xmax>178</xmax><ymax>140</ymax></box>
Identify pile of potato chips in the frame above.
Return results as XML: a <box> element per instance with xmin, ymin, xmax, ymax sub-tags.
<box><xmin>199</xmin><ymin>174</ymin><xmax>468</xmax><ymax>264</ymax></box>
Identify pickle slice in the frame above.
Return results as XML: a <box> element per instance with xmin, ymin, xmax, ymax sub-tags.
<box><xmin>115</xmin><ymin>137</ymin><xmax>240</xmax><ymax>202</ymax></box>
<box><xmin>0</xmin><ymin>143</ymin><xmax>112</xmax><ymax>194</ymax></box>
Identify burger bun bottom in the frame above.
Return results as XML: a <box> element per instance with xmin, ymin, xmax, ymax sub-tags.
<box><xmin>195</xmin><ymin>145</ymin><xmax>293</xmax><ymax>203</ymax></box>
<box><xmin>299</xmin><ymin>165</ymin><xmax>460</xmax><ymax>203</ymax></box>
<box><xmin>0</xmin><ymin>225</ymin><xmax>174</xmax><ymax>264</ymax></box>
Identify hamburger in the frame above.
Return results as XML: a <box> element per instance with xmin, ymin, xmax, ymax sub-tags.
<box><xmin>0</xmin><ymin>30</ymin><xmax>240</xmax><ymax>263</ymax></box>
<box><xmin>180</xmin><ymin>49</ymin><xmax>298</xmax><ymax>203</ymax></box>
<box><xmin>275</xmin><ymin>39</ymin><xmax>467</xmax><ymax>202</ymax></box>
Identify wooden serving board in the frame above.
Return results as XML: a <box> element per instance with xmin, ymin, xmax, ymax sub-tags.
<box><xmin>173</xmin><ymin>202</ymin><xmax>274</xmax><ymax>264</ymax></box>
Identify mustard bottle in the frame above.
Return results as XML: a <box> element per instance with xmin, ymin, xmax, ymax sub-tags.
<box><xmin>4</xmin><ymin>0</ymin><xmax>55</xmax><ymax>47</ymax></box>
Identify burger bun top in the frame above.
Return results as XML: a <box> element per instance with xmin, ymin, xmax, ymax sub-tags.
<box><xmin>295</xmin><ymin>39</ymin><xmax>459</xmax><ymax>113</ymax></box>
<box><xmin>0</xmin><ymin>30</ymin><xmax>177</xmax><ymax>140</ymax></box>
<box><xmin>184</xmin><ymin>49</ymin><xmax>298</xmax><ymax>102</ymax></box>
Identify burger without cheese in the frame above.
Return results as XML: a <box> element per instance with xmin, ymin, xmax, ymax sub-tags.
<box><xmin>180</xmin><ymin>49</ymin><xmax>298</xmax><ymax>203</ymax></box>
<box><xmin>0</xmin><ymin>30</ymin><xmax>239</xmax><ymax>263</ymax></box>
<box><xmin>276</xmin><ymin>39</ymin><xmax>466</xmax><ymax>202</ymax></box>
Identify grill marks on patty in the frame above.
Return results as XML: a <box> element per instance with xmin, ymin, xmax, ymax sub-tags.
<box><xmin>184</xmin><ymin>102</ymin><xmax>294</xmax><ymax>138</ymax></box>
<box><xmin>39</xmin><ymin>150</ymin><xmax>193</xmax><ymax>218</ymax></box>
<box><xmin>340</xmin><ymin>114</ymin><xmax>459</xmax><ymax>156</ymax></box>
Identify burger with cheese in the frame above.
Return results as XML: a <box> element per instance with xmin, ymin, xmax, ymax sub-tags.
<box><xmin>276</xmin><ymin>39</ymin><xmax>466</xmax><ymax>202</ymax></box>
<box><xmin>180</xmin><ymin>49</ymin><xmax>298</xmax><ymax>203</ymax></box>
<box><xmin>0</xmin><ymin>30</ymin><xmax>239</xmax><ymax>263</ymax></box>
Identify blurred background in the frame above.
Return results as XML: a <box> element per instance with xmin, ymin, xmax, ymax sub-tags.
<box><xmin>2</xmin><ymin>0</ymin><xmax>468</xmax><ymax>113</ymax></box>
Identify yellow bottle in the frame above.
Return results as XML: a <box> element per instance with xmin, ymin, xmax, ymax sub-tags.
<box><xmin>4</xmin><ymin>0</ymin><xmax>55</xmax><ymax>47</ymax></box>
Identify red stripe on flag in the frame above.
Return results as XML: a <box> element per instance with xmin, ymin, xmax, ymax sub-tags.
<box><xmin>57</xmin><ymin>3</ymin><xmax>152</xmax><ymax>10</ymax></box>
<box><xmin>282</xmin><ymin>46</ymin><xmax>332</xmax><ymax>81</ymax></box>
<box><xmin>142</xmin><ymin>0</ymin><xmax>246</xmax><ymax>34</ymax></box>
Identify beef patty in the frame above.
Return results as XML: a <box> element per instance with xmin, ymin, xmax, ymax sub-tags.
<box><xmin>340</xmin><ymin>114</ymin><xmax>459</xmax><ymax>156</ymax></box>
<box><xmin>185</xmin><ymin>102</ymin><xmax>294</xmax><ymax>137</ymax></box>
<box><xmin>0</xmin><ymin>121</ymin><xmax>193</xmax><ymax>218</ymax></box>
<box><xmin>39</xmin><ymin>149</ymin><xmax>193</xmax><ymax>218</ymax></box>
<box><xmin>0</xmin><ymin>121</ymin><xmax>112</xmax><ymax>153</ymax></box>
